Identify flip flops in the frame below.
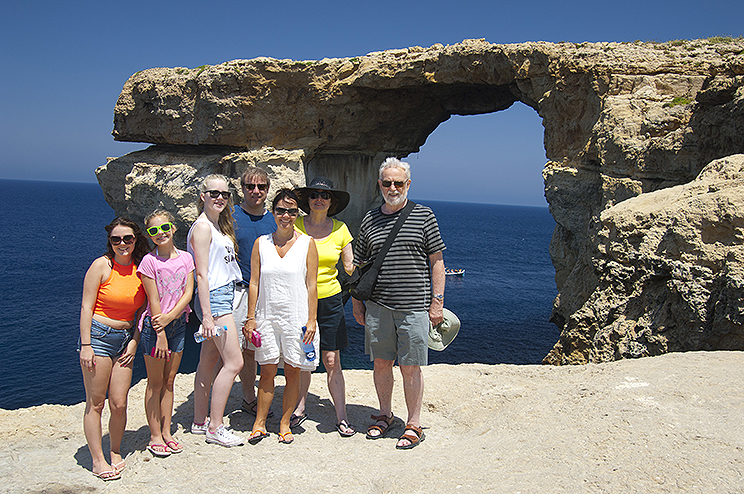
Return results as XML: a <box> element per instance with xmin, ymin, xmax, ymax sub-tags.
<box><xmin>111</xmin><ymin>460</ymin><xmax>126</xmax><ymax>472</ymax></box>
<box><xmin>166</xmin><ymin>440</ymin><xmax>183</xmax><ymax>454</ymax></box>
<box><xmin>289</xmin><ymin>413</ymin><xmax>308</xmax><ymax>428</ymax></box>
<box><xmin>92</xmin><ymin>470</ymin><xmax>121</xmax><ymax>481</ymax></box>
<box><xmin>147</xmin><ymin>443</ymin><xmax>171</xmax><ymax>457</ymax></box>
<box><xmin>248</xmin><ymin>429</ymin><xmax>269</xmax><ymax>445</ymax></box>
<box><xmin>278</xmin><ymin>431</ymin><xmax>294</xmax><ymax>444</ymax></box>
<box><xmin>336</xmin><ymin>420</ymin><xmax>357</xmax><ymax>437</ymax></box>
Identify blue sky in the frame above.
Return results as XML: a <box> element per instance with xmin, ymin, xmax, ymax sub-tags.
<box><xmin>1</xmin><ymin>1</ymin><xmax>741</xmax><ymax>206</ymax></box>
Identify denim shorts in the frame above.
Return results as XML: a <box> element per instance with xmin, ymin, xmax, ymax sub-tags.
<box><xmin>141</xmin><ymin>312</ymin><xmax>187</xmax><ymax>356</ymax></box>
<box><xmin>193</xmin><ymin>281</ymin><xmax>235</xmax><ymax>320</ymax></box>
<box><xmin>79</xmin><ymin>318</ymin><xmax>133</xmax><ymax>358</ymax></box>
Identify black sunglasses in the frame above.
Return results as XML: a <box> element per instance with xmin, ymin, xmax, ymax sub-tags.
<box><xmin>309</xmin><ymin>191</ymin><xmax>331</xmax><ymax>200</ymax></box>
<box><xmin>205</xmin><ymin>190</ymin><xmax>231</xmax><ymax>199</ymax></box>
<box><xmin>274</xmin><ymin>207</ymin><xmax>299</xmax><ymax>216</ymax></box>
<box><xmin>109</xmin><ymin>235</ymin><xmax>135</xmax><ymax>245</ymax></box>
<box><xmin>242</xmin><ymin>183</ymin><xmax>268</xmax><ymax>191</ymax></box>
<box><xmin>381</xmin><ymin>180</ymin><xmax>407</xmax><ymax>188</ymax></box>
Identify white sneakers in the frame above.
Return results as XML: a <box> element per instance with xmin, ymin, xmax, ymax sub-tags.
<box><xmin>205</xmin><ymin>424</ymin><xmax>244</xmax><ymax>447</ymax></box>
<box><xmin>190</xmin><ymin>421</ymin><xmax>209</xmax><ymax>435</ymax></box>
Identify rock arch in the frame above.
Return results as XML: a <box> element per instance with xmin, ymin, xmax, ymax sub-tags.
<box><xmin>98</xmin><ymin>38</ymin><xmax>744</xmax><ymax>363</ymax></box>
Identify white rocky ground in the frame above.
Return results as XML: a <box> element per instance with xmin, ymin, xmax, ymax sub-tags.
<box><xmin>2</xmin><ymin>351</ymin><xmax>743</xmax><ymax>493</ymax></box>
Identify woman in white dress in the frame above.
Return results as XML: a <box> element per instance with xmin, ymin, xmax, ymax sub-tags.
<box><xmin>243</xmin><ymin>188</ymin><xmax>319</xmax><ymax>444</ymax></box>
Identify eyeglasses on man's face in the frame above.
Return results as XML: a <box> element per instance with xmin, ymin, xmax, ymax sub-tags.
<box><xmin>242</xmin><ymin>183</ymin><xmax>268</xmax><ymax>191</ymax></box>
<box><xmin>381</xmin><ymin>180</ymin><xmax>407</xmax><ymax>189</ymax></box>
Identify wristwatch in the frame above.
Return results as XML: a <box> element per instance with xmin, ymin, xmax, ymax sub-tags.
<box><xmin>433</xmin><ymin>293</ymin><xmax>444</xmax><ymax>301</ymax></box>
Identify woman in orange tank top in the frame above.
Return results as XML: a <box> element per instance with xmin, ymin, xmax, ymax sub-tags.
<box><xmin>78</xmin><ymin>217</ymin><xmax>149</xmax><ymax>481</ymax></box>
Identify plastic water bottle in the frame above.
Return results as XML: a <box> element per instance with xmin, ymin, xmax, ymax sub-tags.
<box><xmin>194</xmin><ymin>324</ymin><xmax>226</xmax><ymax>343</ymax></box>
<box><xmin>301</xmin><ymin>326</ymin><xmax>316</xmax><ymax>361</ymax></box>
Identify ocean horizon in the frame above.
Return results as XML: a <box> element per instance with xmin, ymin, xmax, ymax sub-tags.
<box><xmin>0</xmin><ymin>179</ymin><xmax>559</xmax><ymax>410</ymax></box>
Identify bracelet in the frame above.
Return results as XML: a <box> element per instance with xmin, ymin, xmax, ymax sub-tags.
<box><xmin>246</xmin><ymin>316</ymin><xmax>255</xmax><ymax>321</ymax></box>
<box><xmin>80</xmin><ymin>343</ymin><xmax>92</xmax><ymax>346</ymax></box>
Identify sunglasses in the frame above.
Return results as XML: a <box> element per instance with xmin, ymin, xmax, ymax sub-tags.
<box><xmin>146</xmin><ymin>222</ymin><xmax>174</xmax><ymax>236</ymax></box>
<box><xmin>309</xmin><ymin>191</ymin><xmax>331</xmax><ymax>200</ymax></box>
<box><xmin>381</xmin><ymin>180</ymin><xmax>407</xmax><ymax>188</ymax></box>
<box><xmin>242</xmin><ymin>183</ymin><xmax>268</xmax><ymax>191</ymax></box>
<box><xmin>109</xmin><ymin>235</ymin><xmax>135</xmax><ymax>245</ymax></box>
<box><xmin>205</xmin><ymin>190</ymin><xmax>231</xmax><ymax>199</ymax></box>
<box><xmin>274</xmin><ymin>207</ymin><xmax>299</xmax><ymax>216</ymax></box>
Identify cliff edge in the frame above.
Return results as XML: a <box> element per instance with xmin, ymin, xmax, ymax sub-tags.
<box><xmin>2</xmin><ymin>353</ymin><xmax>743</xmax><ymax>492</ymax></box>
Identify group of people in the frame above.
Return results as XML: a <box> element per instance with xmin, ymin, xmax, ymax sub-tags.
<box><xmin>78</xmin><ymin>158</ymin><xmax>446</xmax><ymax>481</ymax></box>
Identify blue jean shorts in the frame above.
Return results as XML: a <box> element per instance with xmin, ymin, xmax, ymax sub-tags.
<box><xmin>141</xmin><ymin>312</ymin><xmax>187</xmax><ymax>356</ymax></box>
<box><xmin>79</xmin><ymin>318</ymin><xmax>132</xmax><ymax>358</ymax></box>
<box><xmin>193</xmin><ymin>281</ymin><xmax>235</xmax><ymax>320</ymax></box>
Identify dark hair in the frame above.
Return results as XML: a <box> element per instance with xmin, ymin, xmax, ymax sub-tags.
<box><xmin>272</xmin><ymin>188</ymin><xmax>300</xmax><ymax>210</ymax></box>
<box><xmin>104</xmin><ymin>217</ymin><xmax>151</xmax><ymax>265</ymax></box>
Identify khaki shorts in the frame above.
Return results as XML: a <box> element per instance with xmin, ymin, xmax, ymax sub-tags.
<box><xmin>233</xmin><ymin>284</ymin><xmax>257</xmax><ymax>351</ymax></box>
<box><xmin>364</xmin><ymin>300</ymin><xmax>429</xmax><ymax>366</ymax></box>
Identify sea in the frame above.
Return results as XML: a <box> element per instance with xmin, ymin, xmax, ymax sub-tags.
<box><xmin>0</xmin><ymin>179</ymin><xmax>559</xmax><ymax>410</ymax></box>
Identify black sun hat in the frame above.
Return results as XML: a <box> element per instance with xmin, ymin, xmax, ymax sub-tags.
<box><xmin>295</xmin><ymin>177</ymin><xmax>351</xmax><ymax>216</ymax></box>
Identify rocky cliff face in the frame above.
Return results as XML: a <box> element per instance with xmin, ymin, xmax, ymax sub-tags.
<box><xmin>98</xmin><ymin>37</ymin><xmax>744</xmax><ymax>363</ymax></box>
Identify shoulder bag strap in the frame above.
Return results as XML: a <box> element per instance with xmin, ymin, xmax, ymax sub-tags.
<box><xmin>368</xmin><ymin>200</ymin><xmax>416</xmax><ymax>271</ymax></box>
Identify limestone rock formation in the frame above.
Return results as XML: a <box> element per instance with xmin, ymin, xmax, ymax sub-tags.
<box><xmin>544</xmin><ymin>154</ymin><xmax>744</xmax><ymax>364</ymax></box>
<box><xmin>98</xmin><ymin>37</ymin><xmax>744</xmax><ymax>363</ymax></box>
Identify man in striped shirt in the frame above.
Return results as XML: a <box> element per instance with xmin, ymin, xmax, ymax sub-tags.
<box><xmin>352</xmin><ymin>157</ymin><xmax>446</xmax><ymax>450</ymax></box>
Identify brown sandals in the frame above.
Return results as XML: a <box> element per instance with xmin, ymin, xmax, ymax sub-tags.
<box><xmin>365</xmin><ymin>413</ymin><xmax>394</xmax><ymax>439</ymax></box>
<box><xmin>396</xmin><ymin>425</ymin><xmax>425</xmax><ymax>450</ymax></box>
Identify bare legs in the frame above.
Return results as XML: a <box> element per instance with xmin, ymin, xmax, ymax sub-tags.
<box><xmin>144</xmin><ymin>351</ymin><xmax>183</xmax><ymax>449</ymax></box>
<box><xmin>238</xmin><ymin>348</ymin><xmax>257</xmax><ymax>404</ymax></box>
<box><xmin>81</xmin><ymin>356</ymin><xmax>132</xmax><ymax>476</ymax></box>
<box><xmin>253</xmin><ymin>363</ymin><xmax>301</xmax><ymax>436</ymax></box>
<box><xmin>294</xmin><ymin>350</ymin><xmax>349</xmax><ymax>427</ymax></box>
<box><xmin>368</xmin><ymin>358</ymin><xmax>424</xmax><ymax>447</ymax></box>
<box><xmin>193</xmin><ymin>314</ymin><xmax>243</xmax><ymax>432</ymax></box>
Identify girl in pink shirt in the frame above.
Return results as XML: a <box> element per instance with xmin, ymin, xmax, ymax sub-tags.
<box><xmin>138</xmin><ymin>209</ymin><xmax>195</xmax><ymax>457</ymax></box>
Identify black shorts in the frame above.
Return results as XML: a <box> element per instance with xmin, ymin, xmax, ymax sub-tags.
<box><xmin>317</xmin><ymin>291</ymin><xmax>348</xmax><ymax>352</ymax></box>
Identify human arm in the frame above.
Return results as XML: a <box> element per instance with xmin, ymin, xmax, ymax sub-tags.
<box><xmin>340</xmin><ymin>242</ymin><xmax>355</xmax><ymax>275</ymax></box>
<box><xmin>352</xmin><ymin>298</ymin><xmax>366</xmax><ymax>326</ymax></box>
<box><xmin>118</xmin><ymin>300</ymin><xmax>145</xmax><ymax>366</ymax></box>
<box><xmin>79</xmin><ymin>257</ymin><xmax>108</xmax><ymax>370</ymax></box>
<box><xmin>429</xmin><ymin>251</ymin><xmax>445</xmax><ymax>326</ymax></box>
<box><xmin>242</xmin><ymin>238</ymin><xmax>261</xmax><ymax>342</ymax></box>
<box><xmin>303</xmin><ymin>238</ymin><xmax>319</xmax><ymax>344</ymax></box>
<box><xmin>141</xmin><ymin>274</ymin><xmax>171</xmax><ymax>360</ymax></box>
<box><xmin>190</xmin><ymin>221</ymin><xmax>216</xmax><ymax>337</ymax></box>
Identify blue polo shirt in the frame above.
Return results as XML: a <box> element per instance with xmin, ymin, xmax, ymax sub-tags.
<box><xmin>234</xmin><ymin>205</ymin><xmax>276</xmax><ymax>283</ymax></box>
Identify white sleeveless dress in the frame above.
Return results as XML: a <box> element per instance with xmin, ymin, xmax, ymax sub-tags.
<box><xmin>254</xmin><ymin>233</ymin><xmax>320</xmax><ymax>371</ymax></box>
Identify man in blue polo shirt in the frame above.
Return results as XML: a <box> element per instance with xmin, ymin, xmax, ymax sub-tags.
<box><xmin>234</xmin><ymin>166</ymin><xmax>276</xmax><ymax>416</ymax></box>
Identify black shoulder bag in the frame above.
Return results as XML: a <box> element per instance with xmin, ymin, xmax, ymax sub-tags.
<box><xmin>348</xmin><ymin>200</ymin><xmax>416</xmax><ymax>301</ymax></box>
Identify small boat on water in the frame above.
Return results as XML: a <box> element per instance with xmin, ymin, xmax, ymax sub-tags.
<box><xmin>445</xmin><ymin>268</ymin><xmax>465</xmax><ymax>276</ymax></box>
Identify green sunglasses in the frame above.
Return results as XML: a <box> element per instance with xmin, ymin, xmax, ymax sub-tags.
<box><xmin>146</xmin><ymin>222</ymin><xmax>174</xmax><ymax>236</ymax></box>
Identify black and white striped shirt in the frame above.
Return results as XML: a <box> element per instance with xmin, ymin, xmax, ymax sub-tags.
<box><xmin>354</xmin><ymin>202</ymin><xmax>445</xmax><ymax>311</ymax></box>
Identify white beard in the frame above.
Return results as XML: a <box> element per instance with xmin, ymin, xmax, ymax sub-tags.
<box><xmin>385</xmin><ymin>189</ymin><xmax>408</xmax><ymax>208</ymax></box>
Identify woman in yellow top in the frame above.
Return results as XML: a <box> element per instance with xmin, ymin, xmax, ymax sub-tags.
<box><xmin>291</xmin><ymin>177</ymin><xmax>356</xmax><ymax>436</ymax></box>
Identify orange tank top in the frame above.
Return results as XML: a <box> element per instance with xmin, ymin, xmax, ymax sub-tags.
<box><xmin>93</xmin><ymin>259</ymin><xmax>146</xmax><ymax>321</ymax></box>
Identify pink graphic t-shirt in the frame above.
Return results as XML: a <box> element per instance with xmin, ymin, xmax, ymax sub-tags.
<box><xmin>137</xmin><ymin>249</ymin><xmax>195</xmax><ymax>318</ymax></box>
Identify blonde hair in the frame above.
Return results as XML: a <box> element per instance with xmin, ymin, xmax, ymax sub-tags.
<box><xmin>197</xmin><ymin>174</ymin><xmax>239</xmax><ymax>254</ymax></box>
<box><xmin>145</xmin><ymin>208</ymin><xmax>176</xmax><ymax>226</ymax></box>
